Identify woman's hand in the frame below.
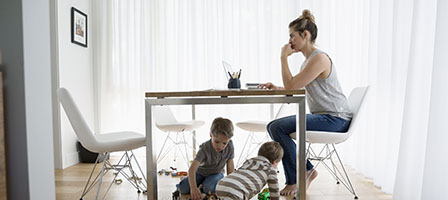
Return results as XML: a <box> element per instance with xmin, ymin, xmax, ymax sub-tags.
<box><xmin>281</xmin><ymin>43</ymin><xmax>298</xmax><ymax>59</ymax></box>
<box><xmin>190</xmin><ymin>187</ymin><xmax>202</xmax><ymax>200</ymax></box>
<box><xmin>258</xmin><ymin>82</ymin><xmax>283</xmax><ymax>90</ymax></box>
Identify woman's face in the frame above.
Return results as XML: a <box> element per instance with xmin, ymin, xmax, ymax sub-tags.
<box><xmin>289</xmin><ymin>28</ymin><xmax>305</xmax><ymax>51</ymax></box>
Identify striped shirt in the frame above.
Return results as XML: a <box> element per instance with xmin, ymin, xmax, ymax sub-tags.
<box><xmin>215</xmin><ymin>156</ymin><xmax>279</xmax><ymax>200</ymax></box>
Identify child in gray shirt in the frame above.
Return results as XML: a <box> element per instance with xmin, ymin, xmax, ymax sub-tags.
<box><xmin>176</xmin><ymin>117</ymin><xmax>235</xmax><ymax>200</ymax></box>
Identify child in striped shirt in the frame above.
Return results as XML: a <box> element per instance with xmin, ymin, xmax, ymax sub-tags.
<box><xmin>216</xmin><ymin>141</ymin><xmax>284</xmax><ymax>200</ymax></box>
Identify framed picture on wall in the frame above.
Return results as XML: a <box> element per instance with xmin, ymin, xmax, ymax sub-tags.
<box><xmin>71</xmin><ymin>7</ymin><xmax>87</xmax><ymax>47</ymax></box>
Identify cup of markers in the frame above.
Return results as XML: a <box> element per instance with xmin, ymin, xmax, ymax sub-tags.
<box><xmin>227</xmin><ymin>69</ymin><xmax>241</xmax><ymax>89</ymax></box>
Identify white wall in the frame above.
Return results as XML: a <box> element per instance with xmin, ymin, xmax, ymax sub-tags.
<box><xmin>22</xmin><ymin>0</ymin><xmax>56</xmax><ymax>198</ymax></box>
<box><xmin>1</xmin><ymin>0</ymin><xmax>56</xmax><ymax>198</ymax></box>
<box><xmin>57</xmin><ymin>0</ymin><xmax>94</xmax><ymax>168</ymax></box>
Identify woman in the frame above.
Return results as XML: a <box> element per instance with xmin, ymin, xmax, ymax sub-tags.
<box><xmin>259</xmin><ymin>9</ymin><xmax>353</xmax><ymax>196</ymax></box>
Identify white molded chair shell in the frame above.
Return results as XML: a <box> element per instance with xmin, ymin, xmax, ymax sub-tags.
<box><xmin>57</xmin><ymin>87</ymin><xmax>145</xmax><ymax>153</ymax></box>
<box><xmin>153</xmin><ymin>106</ymin><xmax>205</xmax><ymax>167</ymax></box>
<box><xmin>235</xmin><ymin>103</ymin><xmax>294</xmax><ymax>133</ymax></box>
<box><xmin>236</xmin><ymin>121</ymin><xmax>268</xmax><ymax>132</ymax></box>
<box><xmin>94</xmin><ymin>131</ymin><xmax>146</xmax><ymax>153</ymax></box>
<box><xmin>302</xmin><ymin>131</ymin><xmax>351</xmax><ymax>144</ymax></box>
<box><xmin>290</xmin><ymin>86</ymin><xmax>369</xmax><ymax>144</ymax></box>
<box><xmin>154</xmin><ymin>106</ymin><xmax>205</xmax><ymax>132</ymax></box>
<box><xmin>235</xmin><ymin>121</ymin><xmax>270</xmax><ymax>167</ymax></box>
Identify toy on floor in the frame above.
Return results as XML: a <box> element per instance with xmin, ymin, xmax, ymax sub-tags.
<box><xmin>114</xmin><ymin>179</ymin><xmax>123</xmax><ymax>184</ymax></box>
<box><xmin>172</xmin><ymin>190</ymin><xmax>180</xmax><ymax>200</ymax></box>
<box><xmin>258</xmin><ymin>188</ymin><xmax>270</xmax><ymax>200</ymax></box>
<box><xmin>171</xmin><ymin>171</ymin><xmax>188</xmax><ymax>177</ymax></box>
<box><xmin>171</xmin><ymin>167</ymin><xmax>178</xmax><ymax>176</ymax></box>
<box><xmin>178</xmin><ymin>171</ymin><xmax>188</xmax><ymax>176</ymax></box>
<box><xmin>204</xmin><ymin>192</ymin><xmax>218</xmax><ymax>200</ymax></box>
<box><xmin>172</xmin><ymin>190</ymin><xmax>218</xmax><ymax>200</ymax></box>
<box><xmin>159</xmin><ymin>166</ymin><xmax>188</xmax><ymax>177</ymax></box>
<box><xmin>157</xmin><ymin>169</ymin><xmax>172</xmax><ymax>176</ymax></box>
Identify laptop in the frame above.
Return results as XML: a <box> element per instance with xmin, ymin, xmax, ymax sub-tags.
<box><xmin>246</xmin><ymin>83</ymin><xmax>262</xmax><ymax>89</ymax></box>
<box><xmin>222</xmin><ymin>60</ymin><xmax>233</xmax><ymax>80</ymax></box>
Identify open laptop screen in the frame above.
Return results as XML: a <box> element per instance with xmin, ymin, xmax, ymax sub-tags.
<box><xmin>222</xmin><ymin>60</ymin><xmax>233</xmax><ymax>80</ymax></box>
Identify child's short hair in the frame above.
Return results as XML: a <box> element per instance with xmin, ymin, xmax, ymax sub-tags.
<box><xmin>258</xmin><ymin>141</ymin><xmax>284</xmax><ymax>163</ymax></box>
<box><xmin>210</xmin><ymin>117</ymin><xmax>234</xmax><ymax>138</ymax></box>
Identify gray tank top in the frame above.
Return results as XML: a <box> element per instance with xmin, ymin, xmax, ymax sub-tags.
<box><xmin>301</xmin><ymin>49</ymin><xmax>353</xmax><ymax>120</ymax></box>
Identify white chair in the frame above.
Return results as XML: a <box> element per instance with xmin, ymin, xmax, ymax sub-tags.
<box><xmin>57</xmin><ymin>88</ymin><xmax>147</xmax><ymax>200</ymax></box>
<box><xmin>290</xmin><ymin>86</ymin><xmax>369</xmax><ymax>199</ymax></box>
<box><xmin>235</xmin><ymin>121</ymin><xmax>270</xmax><ymax>167</ymax></box>
<box><xmin>235</xmin><ymin>104</ymin><xmax>292</xmax><ymax>167</ymax></box>
<box><xmin>154</xmin><ymin>106</ymin><xmax>205</xmax><ymax>167</ymax></box>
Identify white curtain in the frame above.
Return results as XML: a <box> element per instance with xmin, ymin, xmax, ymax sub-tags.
<box><xmin>420</xmin><ymin>1</ymin><xmax>448</xmax><ymax>199</ymax></box>
<box><xmin>92</xmin><ymin>0</ymin><xmax>448</xmax><ymax>198</ymax></box>
<box><xmin>91</xmin><ymin>0</ymin><xmax>305</xmax><ymax>170</ymax></box>
<box><xmin>302</xmin><ymin>0</ymin><xmax>434</xmax><ymax>196</ymax></box>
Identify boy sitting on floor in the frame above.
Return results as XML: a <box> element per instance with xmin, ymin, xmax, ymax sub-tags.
<box><xmin>176</xmin><ymin>117</ymin><xmax>235</xmax><ymax>200</ymax></box>
<box><xmin>215</xmin><ymin>141</ymin><xmax>284</xmax><ymax>200</ymax></box>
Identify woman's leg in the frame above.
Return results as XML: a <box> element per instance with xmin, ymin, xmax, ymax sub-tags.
<box><xmin>306</xmin><ymin>114</ymin><xmax>351</xmax><ymax>133</ymax></box>
<box><xmin>267</xmin><ymin>114</ymin><xmax>351</xmax><ymax>186</ymax></box>
<box><xmin>267</xmin><ymin>115</ymin><xmax>297</xmax><ymax>185</ymax></box>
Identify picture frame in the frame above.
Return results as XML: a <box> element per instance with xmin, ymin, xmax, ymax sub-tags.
<box><xmin>71</xmin><ymin>7</ymin><xmax>88</xmax><ymax>47</ymax></box>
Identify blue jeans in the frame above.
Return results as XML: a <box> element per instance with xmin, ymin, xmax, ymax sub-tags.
<box><xmin>177</xmin><ymin>172</ymin><xmax>224</xmax><ymax>194</ymax></box>
<box><xmin>267</xmin><ymin>114</ymin><xmax>351</xmax><ymax>185</ymax></box>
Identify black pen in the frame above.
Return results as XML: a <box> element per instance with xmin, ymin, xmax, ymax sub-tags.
<box><xmin>228</xmin><ymin>71</ymin><xmax>233</xmax><ymax>79</ymax></box>
<box><xmin>238</xmin><ymin>69</ymin><xmax>242</xmax><ymax>78</ymax></box>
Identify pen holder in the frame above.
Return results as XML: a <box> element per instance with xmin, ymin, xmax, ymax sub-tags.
<box><xmin>227</xmin><ymin>78</ymin><xmax>241</xmax><ymax>89</ymax></box>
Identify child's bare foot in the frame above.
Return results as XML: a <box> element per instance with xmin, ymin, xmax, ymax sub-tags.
<box><xmin>306</xmin><ymin>169</ymin><xmax>318</xmax><ymax>189</ymax></box>
<box><xmin>280</xmin><ymin>184</ymin><xmax>297</xmax><ymax>196</ymax></box>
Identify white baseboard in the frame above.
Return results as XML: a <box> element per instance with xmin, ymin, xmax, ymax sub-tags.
<box><xmin>62</xmin><ymin>151</ymin><xmax>79</xmax><ymax>169</ymax></box>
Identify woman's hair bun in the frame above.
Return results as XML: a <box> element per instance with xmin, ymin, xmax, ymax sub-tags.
<box><xmin>301</xmin><ymin>9</ymin><xmax>315</xmax><ymax>23</ymax></box>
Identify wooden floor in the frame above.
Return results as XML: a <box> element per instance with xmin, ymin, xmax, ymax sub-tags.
<box><xmin>55</xmin><ymin>148</ymin><xmax>392</xmax><ymax>200</ymax></box>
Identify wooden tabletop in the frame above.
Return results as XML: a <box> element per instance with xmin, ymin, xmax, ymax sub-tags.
<box><xmin>146</xmin><ymin>89</ymin><xmax>305</xmax><ymax>98</ymax></box>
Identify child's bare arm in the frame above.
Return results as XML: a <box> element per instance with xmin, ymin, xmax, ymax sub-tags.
<box><xmin>188</xmin><ymin>160</ymin><xmax>202</xmax><ymax>200</ymax></box>
<box><xmin>226</xmin><ymin>159</ymin><xmax>234</xmax><ymax>175</ymax></box>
